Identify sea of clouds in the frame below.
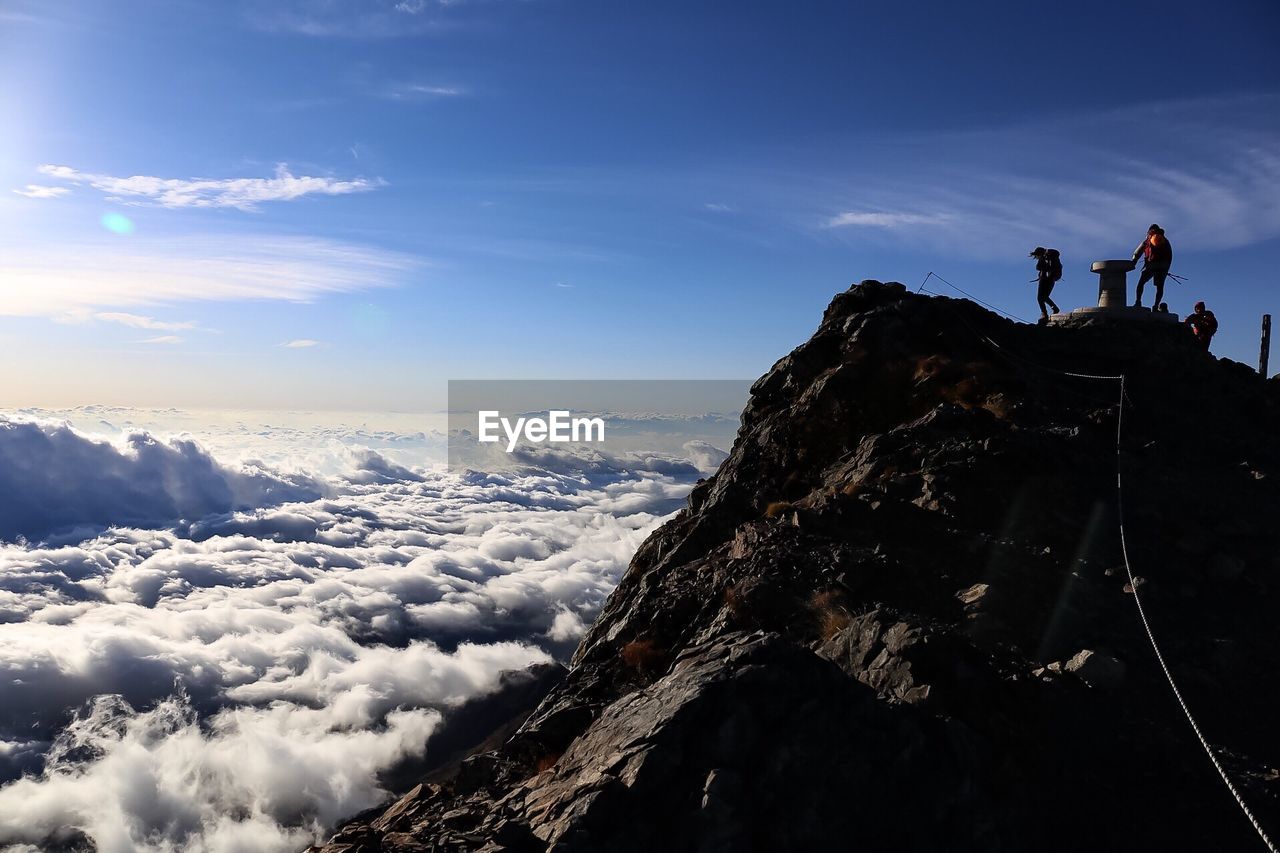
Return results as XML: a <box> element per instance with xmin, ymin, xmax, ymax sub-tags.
<box><xmin>0</xmin><ymin>410</ymin><xmax>725</xmax><ymax>853</ymax></box>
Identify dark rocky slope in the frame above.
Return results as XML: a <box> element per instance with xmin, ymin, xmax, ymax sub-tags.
<box><xmin>315</xmin><ymin>281</ymin><xmax>1280</xmax><ymax>852</ymax></box>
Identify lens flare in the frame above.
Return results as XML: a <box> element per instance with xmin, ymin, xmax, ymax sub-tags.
<box><xmin>101</xmin><ymin>212</ymin><xmax>135</xmax><ymax>235</ymax></box>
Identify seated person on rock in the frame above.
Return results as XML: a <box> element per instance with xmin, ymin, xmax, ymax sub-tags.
<box><xmin>1183</xmin><ymin>301</ymin><xmax>1218</xmax><ymax>351</ymax></box>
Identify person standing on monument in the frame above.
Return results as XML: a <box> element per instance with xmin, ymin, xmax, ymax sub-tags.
<box><xmin>1132</xmin><ymin>223</ymin><xmax>1173</xmax><ymax>310</ymax></box>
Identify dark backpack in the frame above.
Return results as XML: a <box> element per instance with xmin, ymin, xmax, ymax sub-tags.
<box><xmin>1046</xmin><ymin>249</ymin><xmax>1063</xmax><ymax>282</ymax></box>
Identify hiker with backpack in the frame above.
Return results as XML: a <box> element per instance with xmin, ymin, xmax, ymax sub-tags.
<box><xmin>1131</xmin><ymin>224</ymin><xmax>1173</xmax><ymax>310</ymax></box>
<box><xmin>1183</xmin><ymin>301</ymin><xmax>1218</xmax><ymax>351</ymax></box>
<box><xmin>1030</xmin><ymin>247</ymin><xmax>1062</xmax><ymax>322</ymax></box>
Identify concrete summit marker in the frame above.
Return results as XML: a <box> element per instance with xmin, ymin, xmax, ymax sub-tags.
<box><xmin>1048</xmin><ymin>259</ymin><xmax>1180</xmax><ymax>325</ymax></box>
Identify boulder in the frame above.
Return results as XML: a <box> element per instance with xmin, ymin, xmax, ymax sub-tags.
<box><xmin>1064</xmin><ymin>649</ymin><xmax>1127</xmax><ymax>689</ymax></box>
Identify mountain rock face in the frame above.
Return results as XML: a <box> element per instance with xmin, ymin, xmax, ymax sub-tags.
<box><xmin>315</xmin><ymin>282</ymin><xmax>1280</xmax><ymax>852</ymax></box>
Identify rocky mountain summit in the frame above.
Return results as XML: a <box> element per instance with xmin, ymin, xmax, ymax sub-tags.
<box><xmin>315</xmin><ymin>281</ymin><xmax>1280</xmax><ymax>852</ymax></box>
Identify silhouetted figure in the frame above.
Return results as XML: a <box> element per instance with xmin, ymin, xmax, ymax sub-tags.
<box><xmin>1183</xmin><ymin>301</ymin><xmax>1218</xmax><ymax>350</ymax></box>
<box><xmin>1030</xmin><ymin>246</ymin><xmax>1062</xmax><ymax>322</ymax></box>
<box><xmin>1157</xmin><ymin>302</ymin><xmax>1169</xmax><ymax>314</ymax></box>
<box><xmin>1132</xmin><ymin>224</ymin><xmax>1173</xmax><ymax>309</ymax></box>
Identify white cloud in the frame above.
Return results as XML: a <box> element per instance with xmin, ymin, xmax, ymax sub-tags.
<box><xmin>703</xmin><ymin>202</ymin><xmax>735</xmax><ymax>213</ymax></box>
<box><xmin>825</xmin><ymin>211</ymin><xmax>945</xmax><ymax>228</ymax></box>
<box><xmin>135</xmin><ymin>335</ymin><xmax>183</xmax><ymax>345</ymax></box>
<box><xmin>11</xmin><ymin>185</ymin><xmax>69</xmax><ymax>199</ymax></box>
<box><xmin>0</xmin><ymin>411</ymin><xmax>704</xmax><ymax>850</ymax></box>
<box><xmin>0</xmin><ymin>638</ymin><xmax>553</xmax><ymax>853</ymax></box>
<box><xmin>683</xmin><ymin>439</ymin><xmax>730</xmax><ymax>474</ymax></box>
<box><xmin>0</xmin><ymin>417</ymin><xmax>323</xmax><ymax>542</ymax></box>
<box><xmin>243</xmin><ymin>0</ymin><xmax>477</xmax><ymax>37</ymax></box>
<box><xmin>384</xmin><ymin>83</ymin><xmax>466</xmax><ymax>99</ymax></box>
<box><xmin>812</xmin><ymin>94</ymin><xmax>1280</xmax><ymax>258</ymax></box>
<box><xmin>546</xmin><ymin>608</ymin><xmax>586</xmax><ymax>642</ymax></box>
<box><xmin>0</xmin><ymin>693</ymin><xmax>442</xmax><ymax>853</ymax></box>
<box><xmin>280</xmin><ymin>339</ymin><xmax>321</xmax><ymax>348</ymax></box>
<box><xmin>12</xmin><ymin>408</ymin><xmax>449</xmax><ymax>478</ymax></box>
<box><xmin>0</xmin><ymin>235</ymin><xmax>418</xmax><ymax>317</ymax></box>
<box><xmin>36</xmin><ymin>163</ymin><xmax>381</xmax><ymax>212</ymax></box>
<box><xmin>94</xmin><ymin>312</ymin><xmax>198</xmax><ymax>331</ymax></box>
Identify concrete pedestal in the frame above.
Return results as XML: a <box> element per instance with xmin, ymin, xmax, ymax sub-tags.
<box><xmin>1092</xmin><ymin>260</ymin><xmax>1133</xmax><ymax>309</ymax></box>
<box><xmin>1047</xmin><ymin>259</ymin><xmax>1180</xmax><ymax>326</ymax></box>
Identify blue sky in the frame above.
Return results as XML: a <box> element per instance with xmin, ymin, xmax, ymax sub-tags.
<box><xmin>2</xmin><ymin>0</ymin><xmax>1279</xmax><ymax>409</ymax></box>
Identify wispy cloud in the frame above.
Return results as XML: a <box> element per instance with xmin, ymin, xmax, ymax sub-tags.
<box><xmin>95</xmin><ymin>312</ymin><xmax>198</xmax><ymax>331</ymax></box>
<box><xmin>12</xmin><ymin>185</ymin><xmax>69</xmax><ymax>200</ymax></box>
<box><xmin>136</xmin><ymin>335</ymin><xmax>183</xmax><ymax>345</ymax></box>
<box><xmin>810</xmin><ymin>94</ymin><xmax>1280</xmax><ymax>259</ymax></box>
<box><xmin>36</xmin><ymin>164</ymin><xmax>381</xmax><ymax>212</ymax></box>
<box><xmin>55</xmin><ymin>311</ymin><xmax>200</xmax><ymax>331</ymax></box>
<box><xmin>243</xmin><ymin>0</ymin><xmax>475</xmax><ymax>37</ymax></box>
<box><xmin>0</xmin><ymin>236</ymin><xmax>421</xmax><ymax>317</ymax></box>
<box><xmin>382</xmin><ymin>83</ymin><xmax>467</xmax><ymax>100</ymax></box>
<box><xmin>825</xmin><ymin>211</ymin><xmax>945</xmax><ymax>228</ymax></box>
<box><xmin>703</xmin><ymin>203</ymin><xmax>735</xmax><ymax>213</ymax></box>
<box><xmin>280</xmin><ymin>339</ymin><xmax>321</xmax><ymax>348</ymax></box>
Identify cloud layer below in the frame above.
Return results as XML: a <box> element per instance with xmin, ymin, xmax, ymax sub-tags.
<box><xmin>0</xmin><ymin>411</ymin><xmax>710</xmax><ymax>852</ymax></box>
<box><xmin>0</xmin><ymin>417</ymin><xmax>323</xmax><ymax>543</ymax></box>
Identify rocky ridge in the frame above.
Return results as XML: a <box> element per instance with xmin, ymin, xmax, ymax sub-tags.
<box><xmin>315</xmin><ymin>281</ymin><xmax>1280</xmax><ymax>852</ymax></box>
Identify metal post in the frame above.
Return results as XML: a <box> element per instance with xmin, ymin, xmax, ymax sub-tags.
<box><xmin>1260</xmin><ymin>314</ymin><xmax>1272</xmax><ymax>377</ymax></box>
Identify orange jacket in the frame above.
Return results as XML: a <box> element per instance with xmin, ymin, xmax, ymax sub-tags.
<box><xmin>1132</xmin><ymin>233</ymin><xmax>1173</xmax><ymax>268</ymax></box>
